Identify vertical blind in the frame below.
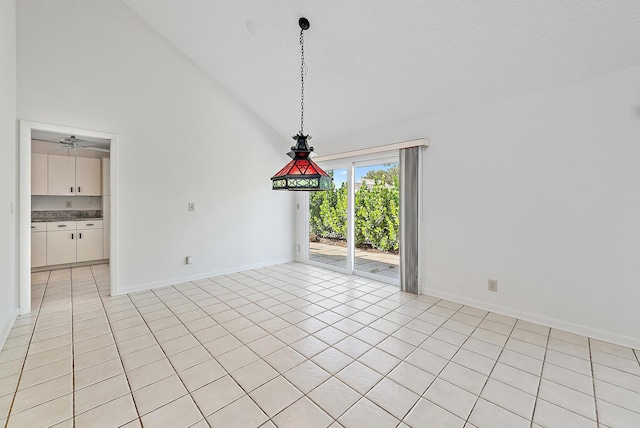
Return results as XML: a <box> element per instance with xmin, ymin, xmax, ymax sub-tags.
<box><xmin>399</xmin><ymin>146</ymin><xmax>421</xmax><ymax>294</ymax></box>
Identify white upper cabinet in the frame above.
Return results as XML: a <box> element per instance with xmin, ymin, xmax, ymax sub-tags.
<box><xmin>31</xmin><ymin>153</ymin><xmax>48</xmax><ymax>195</ymax></box>
<box><xmin>76</xmin><ymin>157</ymin><xmax>101</xmax><ymax>196</ymax></box>
<box><xmin>43</xmin><ymin>154</ymin><xmax>102</xmax><ymax>196</ymax></box>
<box><xmin>48</xmin><ymin>155</ymin><xmax>76</xmax><ymax>195</ymax></box>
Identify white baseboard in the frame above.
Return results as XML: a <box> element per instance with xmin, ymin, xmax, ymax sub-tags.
<box><xmin>0</xmin><ymin>309</ymin><xmax>20</xmax><ymax>351</ymax></box>
<box><xmin>422</xmin><ymin>287</ymin><xmax>640</xmax><ymax>350</ymax></box>
<box><xmin>118</xmin><ymin>257</ymin><xmax>295</xmax><ymax>295</ymax></box>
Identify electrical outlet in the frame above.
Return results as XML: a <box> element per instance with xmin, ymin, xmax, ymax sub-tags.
<box><xmin>296</xmin><ymin>244</ymin><xmax>301</xmax><ymax>252</ymax></box>
<box><xmin>188</xmin><ymin>203</ymin><xmax>195</xmax><ymax>212</ymax></box>
<box><xmin>65</xmin><ymin>201</ymin><xmax>72</xmax><ymax>208</ymax></box>
<box><xmin>488</xmin><ymin>279</ymin><xmax>498</xmax><ymax>292</ymax></box>
<box><xmin>186</xmin><ymin>256</ymin><xmax>192</xmax><ymax>264</ymax></box>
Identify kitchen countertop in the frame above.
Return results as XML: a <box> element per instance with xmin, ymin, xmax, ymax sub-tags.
<box><xmin>32</xmin><ymin>218</ymin><xmax>103</xmax><ymax>222</ymax></box>
<box><xmin>31</xmin><ymin>210</ymin><xmax>103</xmax><ymax>223</ymax></box>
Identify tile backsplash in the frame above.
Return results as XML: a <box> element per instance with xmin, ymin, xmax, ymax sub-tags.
<box><xmin>31</xmin><ymin>195</ymin><xmax>102</xmax><ymax>211</ymax></box>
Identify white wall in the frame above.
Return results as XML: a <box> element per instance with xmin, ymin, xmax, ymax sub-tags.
<box><xmin>320</xmin><ymin>67</ymin><xmax>640</xmax><ymax>348</ymax></box>
<box><xmin>0</xmin><ymin>0</ymin><xmax>18</xmax><ymax>343</ymax></box>
<box><xmin>32</xmin><ymin>196</ymin><xmax>102</xmax><ymax>211</ymax></box>
<box><xmin>18</xmin><ymin>0</ymin><xmax>295</xmax><ymax>292</ymax></box>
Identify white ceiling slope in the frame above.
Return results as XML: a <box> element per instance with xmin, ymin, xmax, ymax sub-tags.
<box><xmin>121</xmin><ymin>0</ymin><xmax>640</xmax><ymax>145</ymax></box>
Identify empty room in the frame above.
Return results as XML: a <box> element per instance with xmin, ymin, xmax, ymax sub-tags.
<box><xmin>0</xmin><ymin>1</ymin><xmax>639</xmax><ymax>427</ymax></box>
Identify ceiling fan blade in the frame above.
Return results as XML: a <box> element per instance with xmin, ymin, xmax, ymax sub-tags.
<box><xmin>60</xmin><ymin>135</ymin><xmax>95</xmax><ymax>145</ymax></box>
<box><xmin>83</xmin><ymin>147</ymin><xmax>110</xmax><ymax>153</ymax></box>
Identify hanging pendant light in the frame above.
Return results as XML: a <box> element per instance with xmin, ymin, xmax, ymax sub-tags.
<box><xmin>271</xmin><ymin>17</ymin><xmax>333</xmax><ymax>191</ymax></box>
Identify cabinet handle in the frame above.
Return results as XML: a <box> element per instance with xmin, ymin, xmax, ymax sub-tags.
<box><xmin>71</xmin><ymin>233</ymin><xmax>74</xmax><ymax>239</ymax></box>
<box><xmin>86</xmin><ymin>224</ymin><xmax>94</xmax><ymax>226</ymax></box>
<box><xmin>78</xmin><ymin>187</ymin><xmax>81</xmax><ymax>193</ymax></box>
<box><xmin>71</xmin><ymin>187</ymin><xmax>74</xmax><ymax>193</ymax></box>
<box><xmin>31</xmin><ymin>226</ymin><xmax>35</xmax><ymax>229</ymax></box>
<box><xmin>79</xmin><ymin>233</ymin><xmax>82</xmax><ymax>239</ymax></box>
<box><xmin>58</xmin><ymin>225</ymin><xmax>67</xmax><ymax>228</ymax></box>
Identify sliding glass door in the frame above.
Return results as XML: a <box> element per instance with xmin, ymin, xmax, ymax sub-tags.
<box><xmin>308</xmin><ymin>168</ymin><xmax>349</xmax><ymax>271</ymax></box>
<box><xmin>353</xmin><ymin>162</ymin><xmax>399</xmax><ymax>280</ymax></box>
<box><xmin>306</xmin><ymin>156</ymin><xmax>399</xmax><ymax>284</ymax></box>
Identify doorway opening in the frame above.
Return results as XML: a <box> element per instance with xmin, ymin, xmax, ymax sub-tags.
<box><xmin>19</xmin><ymin>121</ymin><xmax>118</xmax><ymax>314</ymax></box>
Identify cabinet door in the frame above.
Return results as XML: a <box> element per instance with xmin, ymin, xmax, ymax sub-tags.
<box><xmin>76</xmin><ymin>157</ymin><xmax>101</xmax><ymax>196</ymax></box>
<box><xmin>48</xmin><ymin>155</ymin><xmax>76</xmax><ymax>195</ymax></box>
<box><xmin>77</xmin><ymin>229</ymin><xmax>103</xmax><ymax>262</ymax></box>
<box><xmin>47</xmin><ymin>230</ymin><xmax>77</xmax><ymax>265</ymax></box>
<box><xmin>102</xmin><ymin>158</ymin><xmax>110</xmax><ymax>196</ymax></box>
<box><xmin>31</xmin><ymin>232</ymin><xmax>47</xmax><ymax>267</ymax></box>
<box><xmin>103</xmin><ymin>196</ymin><xmax>110</xmax><ymax>258</ymax></box>
<box><xmin>31</xmin><ymin>153</ymin><xmax>48</xmax><ymax>195</ymax></box>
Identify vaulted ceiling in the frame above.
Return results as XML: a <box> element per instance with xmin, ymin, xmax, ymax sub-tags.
<box><xmin>121</xmin><ymin>0</ymin><xmax>640</xmax><ymax>143</ymax></box>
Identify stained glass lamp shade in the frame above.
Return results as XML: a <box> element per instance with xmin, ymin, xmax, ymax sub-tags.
<box><xmin>271</xmin><ymin>133</ymin><xmax>333</xmax><ymax>191</ymax></box>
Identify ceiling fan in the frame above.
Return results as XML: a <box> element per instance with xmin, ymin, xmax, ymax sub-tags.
<box><xmin>55</xmin><ymin>135</ymin><xmax>110</xmax><ymax>153</ymax></box>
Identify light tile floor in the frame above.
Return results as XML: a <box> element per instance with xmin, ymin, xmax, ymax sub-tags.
<box><xmin>0</xmin><ymin>263</ymin><xmax>639</xmax><ymax>427</ymax></box>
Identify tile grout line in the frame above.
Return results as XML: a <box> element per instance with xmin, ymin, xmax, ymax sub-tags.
<box><xmin>186</xmin><ymin>275</ymin><xmax>335</xmax><ymax>424</ymax></box>
<box><xmin>70</xmin><ymin>267</ymin><xmax>76</xmax><ymax>428</ymax></box>
<box><xmin>247</xmin><ymin>265</ymin><xmax>612</xmax><ymax>425</ymax></box>
<box><xmin>231</xmin><ymin>274</ymin><xmax>400</xmax><ymax>424</ymax></box>
<box><xmin>172</xmin><ymin>269</ymin><xmax>405</xmax><ymax>424</ymax></box>
<box><xmin>351</xmin><ymin>301</ymin><xmax>456</xmax><ymax>425</ymax></box>
<box><xmin>534</xmin><ymin>332</ymin><xmax>604</xmax><ymax>425</ymax></box>
<box><xmin>182</xmin><ymin>275</ymin><xmax>337</xmax><ymax>425</ymax></box>
<box><xmin>88</xmin><ymin>264</ymin><xmax>145</xmax><ymax>426</ymax></box>
<box><xmin>126</xmin><ymin>279</ymin><xmax>275</xmax><ymax>423</ymax></box>
<box><xmin>529</xmin><ymin>330</ymin><xmax>551</xmax><ymax>428</ymax></box>
<box><xmin>149</xmin><ymin>284</ymin><xmax>231</xmax><ymax>425</ymax></box>
<box><xmin>446</xmin><ymin>308</ymin><xmax>518</xmax><ymax>426</ymax></box>
<box><xmin>166</xmin><ymin>278</ymin><xmax>277</xmax><ymax>422</ymax></box>
<box><xmin>3</xmin><ymin>269</ymin><xmax>50</xmax><ymax>428</ymax></box>
<box><xmin>129</xmin><ymin>281</ymin><xmax>247</xmax><ymax>423</ymax></box>
<box><xmin>250</xmin><ymin>272</ymin><xmax>475</xmax><ymax>424</ymax></box>
<box><xmin>588</xmin><ymin>338</ymin><xmax>600</xmax><ymax>426</ymax></box>
<box><xmin>206</xmin><ymin>276</ymin><xmax>445</xmax><ymax>424</ymax></box>
<box><xmin>237</xmin><ymin>267</ymin><xmax>559</xmax><ymax>425</ymax></box>
<box><xmin>352</xmin><ymin>299</ymin><xmax>451</xmax><ymax>424</ymax></box>
<box><xmin>10</xmin><ymin>263</ymin><xmax>640</xmax><ymax>426</ymax></box>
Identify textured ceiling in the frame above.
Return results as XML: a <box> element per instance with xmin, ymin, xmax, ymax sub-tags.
<box><xmin>121</xmin><ymin>0</ymin><xmax>640</xmax><ymax>145</ymax></box>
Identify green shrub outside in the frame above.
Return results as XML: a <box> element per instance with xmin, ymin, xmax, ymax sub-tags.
<box><xmin>309</xmin><ymin>171</ymin><xmax>399</xmax><ymax>252</ymax></box>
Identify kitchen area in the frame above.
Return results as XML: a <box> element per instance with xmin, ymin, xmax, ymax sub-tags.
<box><xmin>30</xmin><ymin>133</ymin><xmax>111</xmax><ymax>271</ymax></box>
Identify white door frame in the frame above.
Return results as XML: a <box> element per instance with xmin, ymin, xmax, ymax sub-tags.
<box><xmin>19</xmin><ymin>120</ymin><xmax>119</xmax><ymax>314</ymax></box>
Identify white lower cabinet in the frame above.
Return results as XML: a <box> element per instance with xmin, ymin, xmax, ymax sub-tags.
<box><xmin>41</xmin><ymin>220</ymin><xmax>104</xmax><ymax>267</ymax></box>
<box><xmin>47</xmin><ymin>229</ymin><xmax>77</xmax><ymax>265</ymax></box>
<box><xmin>77</xmin><ymin>221</ymin><xmax>103</xmax><ymax>262</ymax></box>
<box><xmin>31</xmin><ymin>223</ymin><xmax>47</xmax><ymax>267</ymax></box>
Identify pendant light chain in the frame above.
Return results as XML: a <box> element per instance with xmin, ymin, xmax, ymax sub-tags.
<box><xmin>271</xmin><ymin>17</ymin><xmax>333</xmax><ymax>191</ymax></box>
<box><xmin>300</xmin><ymin>27</ymin><xmax>306</xmax><ymax>135</ymax></box>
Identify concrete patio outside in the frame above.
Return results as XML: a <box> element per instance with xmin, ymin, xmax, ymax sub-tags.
<box><xmin>309</xmin><ymin>241</ymin><xmax>399</xmax><ymax>280</ymax></box>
